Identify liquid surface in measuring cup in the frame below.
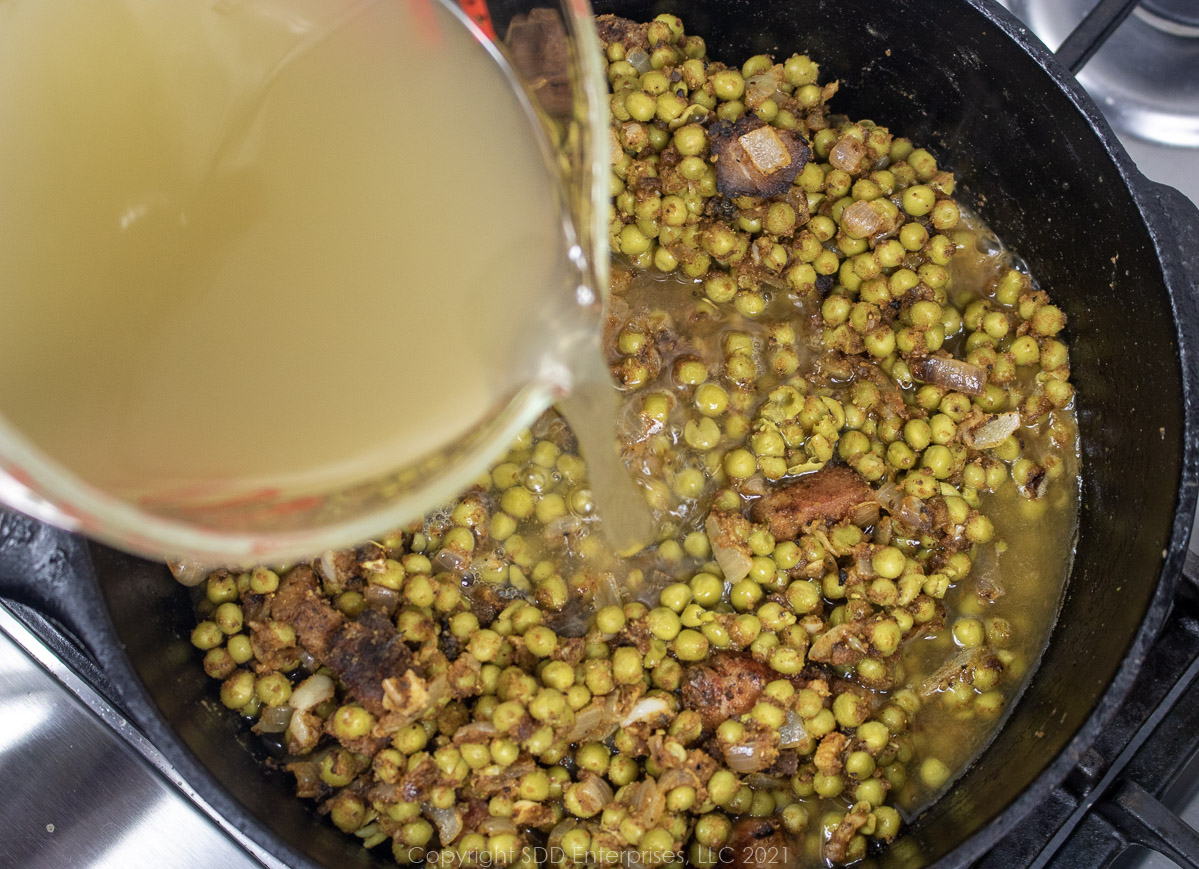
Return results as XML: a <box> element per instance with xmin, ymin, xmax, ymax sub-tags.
<box><xmin>0</xmin><ymin>0</ymin><xmax>648</xmax><ymax>546</ymax></box>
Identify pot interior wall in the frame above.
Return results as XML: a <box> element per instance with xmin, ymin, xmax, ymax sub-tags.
<box><xmin>94</xmin><ymin>1</ymin><xmax>1186</xmax><ymax>866</ymax></box>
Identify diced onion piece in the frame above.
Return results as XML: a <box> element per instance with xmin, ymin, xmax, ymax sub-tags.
<box><xmin>595</xmin><ymin>574</ymin><xmax>624</xmax><ymax>611</ymax></box>
<box><xmin>706</xmin><ymin>514</ymin><xmax>752</xmax><ymax>583</ymax></box>
<box><xmin>912</xmin><ymin>356</ymin><xmax>988</xmax><ymax>396</ymax></box>
<box><xmin>746</xmin><ymin>68</ymin><xmax>786</xmax><ymax>106</ymax></box>
<box><xmin>841</xmin><ymin>200</ymin><xmax>884</xmax><ymax>239</ymax></box>
<box><xmin>627</xmin><ymin>47</ymin><xmax>652</xmax><ymax>73</ymax></box>
<box><xmin>258</xmin><ymin>705</ymin><xmax>293</xmax><ymax>733</ymax></box>
<box><xmin>854</xmin><ymin>550</ymin><xmax>876</xmax><ymax>579</ymax></box>
<box><xmin>630</xmin><ymin>779</ymin><xmax>666</xmax><ymax>827</ymax></box>
<box><xmin>570</xmin><ymin>776</ymin><xmax>614</xmax><ymax>817</ymax></box>
<box><xmin>289</xmin><ymin>673</ymin><xmax>335</xmax><ymax>712</ymax></box>
<box><xmin>739</xmin><ymin>126</ymin><xmax>792</xmax><ymax>175</ymax></box>
<box><xmin>354</xmin><ymin>822</ymin><xmax>380</xmax><ymax>840</ymax></box>
<box><xmin>565</xmin><ymin>701</ymin><xmax>620</xmax><ymax>744</ymax></box>
<box><xmin>779</xmin><ymin>710</ymin><xmax>807</xmax><ymax>749</ymax></box>
<box><xmin>829</xmin><ymin>135</ymin><xmax>867</xmax><ymax>173</ymax></box>
<box><xmin>424</xmin><ymin>805</ymin><xmax>463</xmax><ymax>845</ymax></box>
<box><xmin>747</xmin><ymin>773</ymin><xmax>790</xmax><ymax>790</ymax></box>
<box><xmin>479</xmin><ymin>816</ymin><xmax>519</xmax><ymax>837</ymax></box>
<box><xmin>451</xmin><ymin>720</ymin><xmax>499</xmax><ymax>745</ymax></box>
<box><xmin>286</xmin><ymin>709</ymin><xmax>319</xmax><ymax>753</ymax></box>
<box><xmin>362</xmin><ymin>583</ymin><xmax>400</xmax><ymax>615</ymax></box>
<box><xmin>288</xmin><ymin>760</ymin><xmax>321</xmax><ymax>796</ymax></box>
<box><xmin>961</xmin><ymin>411</ymin><xmax>1021</xmax><ymax>449</ymax></box>
<box><xmin>622</xmin><ymin>696</ymin><xmax>672</xmax><ymax>727</ymax></box>
<box><xmin>973</xmin><ymin>543</ymin><xmax>1005</xmax><ymax>601</ymax></box>
<box><xmin>724</xmin><ymin>742</ymin><xmax>769</xmax><ymax>773</ymax></box>
<box><xmin>167</xmin><ymin>561</ymin><xmax>210</xmax><ymax>587</ymax></box>
<box><xmin>432</xmin><ymin>548</ymin><xmax>467</xmax><ymax>573</ymax></box>
<box><xmin>318</xmin><ymin>550</ymin><xmax>340</xmax><ymax>584</ymax></box>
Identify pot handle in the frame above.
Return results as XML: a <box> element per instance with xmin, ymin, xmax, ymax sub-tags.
<box><xmin>1141</xmin><ymin>179</ymin><xmax>1199</xmax><ymax>299</ymax></box>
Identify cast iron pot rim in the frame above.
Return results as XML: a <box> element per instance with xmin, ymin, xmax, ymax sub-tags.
<box><xmin>88</xmin><ymin>2</ymin><xmax>1199</xmax><ymax>867</ymax></box>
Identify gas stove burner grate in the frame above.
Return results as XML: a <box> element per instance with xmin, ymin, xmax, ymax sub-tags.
<box><xmin>1009</xmin><ymin>0</ymin><xmax>1199</xmax><ymax>148</ymax></box>
<box><xmin>1140</xmin><ymin>0</ymin><xmax>1199</xmax><ymax>35</ymax></box>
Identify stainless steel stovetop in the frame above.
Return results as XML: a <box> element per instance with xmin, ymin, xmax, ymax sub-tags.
<box><xmin>2</xmin><ymin>2</ymin><xmax>1199</xmax><ymax>867</ymax></box>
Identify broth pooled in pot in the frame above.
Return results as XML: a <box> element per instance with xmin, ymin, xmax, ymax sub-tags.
<box><xmin>184</xmin><ymin>13</ymin><xmax>1079</xmax><ymax>868</ymax></box>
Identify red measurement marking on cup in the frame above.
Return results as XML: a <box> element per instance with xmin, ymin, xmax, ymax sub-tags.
<box><xmin>412</xmin><ymin>0</ymin><xmax>441</xmax><ymax>44</ymax></box>
<box><xmin>458</xmin><ymin>0</ymin><xmax>495</xmax><ymax>39</ymax></box>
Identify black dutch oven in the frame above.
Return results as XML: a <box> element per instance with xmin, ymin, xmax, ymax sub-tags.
<box><xmin>3</xmin><ymin>0</ymin><xmax>1199</xmax><ymax>866</ymax></box>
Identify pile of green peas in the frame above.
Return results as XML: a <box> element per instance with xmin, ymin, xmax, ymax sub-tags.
<box><xmin>187</xmin><ymin>13</ymin><xmax>1080</xmax><ymax>869</ymax></box>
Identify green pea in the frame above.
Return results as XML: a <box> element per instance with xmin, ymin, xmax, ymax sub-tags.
<box><xmin>710</xmin><ymin>70</ymin><xmax>746</xmax><ymax>101</ymax></box>
<box><xmin>930</xmin><ymin>413</ymin><xmax>957</xmax><ymax>444</ymax></box>
<box><xmin>864</xmin><ymin>326</ymin><xmax>896</xmax><ymax>358</ymax></box>
<box><xmin>874</xmin><ymin>805</ymin><xmax>902</xmax><ymax>839</ymax></box>
<box><xmin>690</xmin><ymin>572</ymin><xmax>724</xmax><ymax>606</ymax></box>
<box><xmin>647</xmin><ymin>607</ymin><xmax>682</xmax><ymax>641</ymax></box>
<box><xmin>332</xmin><ymin>704</ymin><xmax>375</xmax><ymax>739</ymax></box>
<box><xmin>191</xmin><ymin>621</ymin><xmax>224</xmax><ymax>650</ymax></box>
<box><xmin>255</xmin><ymin>672</ymin><xmax>291</xmax><ymax>707</ymax></box>
<box><xmin>922</xmin><ymin>444</ymin><xmax>954</xmax><ymax>479</ymax></box>
<box><xmin>673</xmin><ymin>629</ymin><xmax>710</xmax><ymax>661</ymax></box>
<box><xmin>965</xmin><ymin>514</ymin><xmax>995</xmax><ymax>543</ymax></box>
<box><xmin>708</xmin><ymin>770</ymin><xmax>739</xmax><ymax>805</ymax></box>
<box><xmin>685</xmin><ymin>387</ymin><xmax>727</xmax><ymax>425</ymax></box>
<box><xmin>524</xmin><ymin>625</ymin><xmax>557</xmax><ymax>658</ymax></box>
<box><xmin>723</xmin><ymin>448</ymin><xmax>757</xmax><ymax>479</ymax></box>
<box><xmin>227</xmin><ymin>634</ymin><xmax>253</xmax><ymax>664</ymax></box>
<box><xmin>729</xmin><ymin>579</ymin><xmax>762</xmax><ymax>611</ymax></box>
<box><xmin>813</xmin><ymin>773</ymin><xmax>844</xmax><ymax>798</ymax></box>
<box><xmin>920</xmin><ymin>756</ymin><xmax>951</xmax><ymax>789</ymax></box>
<box><xmin>213</xmin><ymin>602</ymin><xmax>243</xmax><ymax>635</ymax></box>
<box><xmin>887</xmin><ymin>440</ymin><xmax>916</xmax><ymax>469</ymax></box>
<box><xmin>976</xmin><ymin>691</ymin><xmax>1005</xmax><ymax>719</ymax></box>
<box><xmin>784</xmin><ymin>53</ymin><xmax>820</xmax><ymax>86</ymax></box>
<box><xmin>770</xmin><ymin>646</ymin><xmax>804</xmax><ymax>675</ymax></box>
<box><xmin>871</xmin><ymin>546</ymin><xmax>906</xmax><ymax>579</ymax></box>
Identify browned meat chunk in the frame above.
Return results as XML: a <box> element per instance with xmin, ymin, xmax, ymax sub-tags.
<box><xmin>505</xmin><ymin>9</ymin><xmax>572</xmax><ymax>117</ymax></box>
<box><xmin>272</xmin><ymin>566</ymin><xmax>418</xmax><ymax>717</ymax></box>
<box><xmin>466</xmin><ymin>756</ymin><xmax>538</xmax><ymax>800</ymax></box>
<box><xmin>813</xmin><ymin>731</ymin><xmax>850</xmax><ymax>776</ymax></box>
<box><xmin>717</xmin><ymin>817</ymin><xmax>792</xmax><ymax>868</ymax></box>
<box><xmin>709</xmin><ymin>116</ymin><xmax>811</xmax><ymax>198</ymax></box>
<box><xmin>248</xmin><ymin>621</ymin><xmax>298</xmax><ymax>672</ymax></box>
<box><xmin>271</xmin><ymin>566</ymin><xmax>343</xmax><ymax>658</ymax></box>
<box><xmin>594</xmin><ymin>14</ymin><xmax>649</xmax><ymax>52</ymax></box>
<box><xmin>681</xmin><ymin>653</ymin><xmax>772</xmax><ymax>731</ymax></box>
<box><xmin>325</xmin><ymin>608</ymin><xmax>416</xmax><ymax>717</ymax></box>
<box><xmin>750</xmin><ymin>466</ymin><xmax>873</xmax><ymax>539</ymax></box>
<box><xmin>824</xmin><ymin>801</ymin><xmax>872</xmax><ymax>863</ymax></box>
<box><xmin>764</xmin><ymin>750</ymin><xmax>799</xmax><ymax>777</ymax></box>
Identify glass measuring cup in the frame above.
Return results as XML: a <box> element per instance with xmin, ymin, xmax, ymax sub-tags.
<box><xmin>0</xmin><ymin>0</ymin><xmax>610</xmax><ymax>564</ymax></box>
